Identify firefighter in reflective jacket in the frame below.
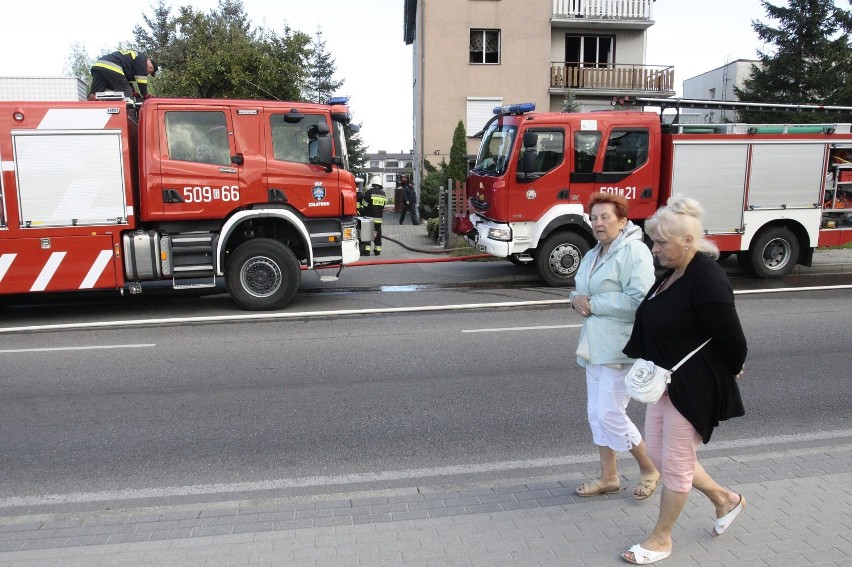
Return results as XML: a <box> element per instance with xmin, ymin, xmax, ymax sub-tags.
<box><xmin>89</xmin><ymin>50</ymin><xmax>158</xmax><ymax>101</ymax></box>
<box><xmin>358</xmin><ymin>176</ymin><xmax>387</xmax><ymax>256</ymax></box>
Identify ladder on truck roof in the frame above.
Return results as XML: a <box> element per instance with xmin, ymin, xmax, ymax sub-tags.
<box><xmin>611</xmin><ymin>96</ymin><xmax>852</xmax><ymax>115</ymax></box>
<box><xmin>612</xmin><ymin>97</ymin><xmax>852</xmax><ymax>131</ymax></box>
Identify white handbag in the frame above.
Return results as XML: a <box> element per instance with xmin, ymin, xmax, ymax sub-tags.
<box><xmin>625</xmin><ymin>339</ymin><xmax>712</xmax><ymax>404</ymax></box>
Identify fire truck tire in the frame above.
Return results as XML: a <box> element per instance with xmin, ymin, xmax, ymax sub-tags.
<box><xmin>226</xmin><ymin>238</ymin><xmax>301</xmax><ymax>310</ymax></box>
<box><xmin>747</xmin><ymin>227</ymin><xmax>800</xmax><ymax>279</ymax></box>
<box><xmin>536</xmin><ymin>232</ymin><xmax>589</xmax><ymax>286</ymax></box>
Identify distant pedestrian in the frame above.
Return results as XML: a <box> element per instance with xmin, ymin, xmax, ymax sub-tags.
<box><xmin>398</xmin><ymin>177</ymin><xmax>419</xmax><ymax>225</ymax></box>
<box><xmin>358</xmin><ymin>176</ymin><xmax>387</xmax><ymax>256</ymax></box>
<box><xmin>89</xmin><ymin>50</ymin><xmax>157</xmax><ymax>101</ymax></box>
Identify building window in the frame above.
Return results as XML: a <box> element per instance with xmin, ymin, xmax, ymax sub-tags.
<box><xmin>370</xmin><ymin>160</ymin><xmax>380</xmax><ymax>168</ymax></box>
<box><xmin>385</xmin><ymin>174</ymin><xmax>396</xmax><ymax>183</ymax></box>
<box><xmin>470</xmin><ymin>29</ymin><xmax>500</xmax><ymax>64</ymax></box>
<box><xmin>709</xmin><ymin>88</ymin><xmax>716</xmax><ymax>100</ymax></box>
<box><xmin>385</xmin><ymin>160</ymin><xmax>399</xmax><ymax>168</ymax></box>
<box><xmin>467</xmin><ymin>97</ymin><xmax>502</xmax><ymax>136</ymax></box>
<box><xmin>565</xmin><ymin>34</ymin><xmax>614</xmax><ymax>68</ymax></box>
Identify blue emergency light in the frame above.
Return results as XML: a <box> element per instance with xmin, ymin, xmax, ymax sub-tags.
<box><xmin>327</xmin><ymin>96</ymin><xmax>350</xmax><ymax>105</ymax></box>
<box><xmin>493</xmin><ymin>102</ymin><xmax>535</xmax><ymax>115</ymax></box>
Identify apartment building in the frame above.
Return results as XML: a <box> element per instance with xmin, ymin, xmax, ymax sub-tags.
<box><xmin>361</xmin><ymin>151</ymin><xmax>414</xmax><ymax>200</ymax></box>
<box><xmin>403</xmin><ymin>0</ymin><xmax>674</xmax><ymax>186</ymax></box>
<box><xmin>683</xmin><ymin>59</ymin><xmax>761</xmax><ymax>123</ymax></box>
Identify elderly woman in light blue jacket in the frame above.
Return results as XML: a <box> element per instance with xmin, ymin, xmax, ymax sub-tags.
<box><xmin>569</xmin><ymin>192</ymin><xmax>659</xmax><ymax>500</ymax></box>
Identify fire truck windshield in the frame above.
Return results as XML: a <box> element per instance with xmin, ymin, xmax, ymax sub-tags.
<box><xmin>473</xmin><ymin>124</ymin><xmax>517</xmax><ymax>176</ymax></box>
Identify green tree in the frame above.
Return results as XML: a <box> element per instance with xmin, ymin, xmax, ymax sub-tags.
<box><xmin>561</xmin><ymin>89</ymin><xmax>582</xmax><ymax>113</ymax></box>
<box><xmin>344</xmin><ymin>122</ymin><xmax>368</xmax><ymax>176</ymax></box>
<box><xmin>418</xmin><ymin>157</ymin><xmax>447</xmax><ymax>220</ymax></box>
<box><xmin>305</xmin><ymin>29</ymin><xmax>344</xmax><ymax>103</ymax></box>
<box><xmin>445</xmin><ymin>120</ymin><xmax>469</xmax><ymax>184</ymax></box>
<box><xmin>735</xmin><ymin>0</ymin><xmax>852</xmax><ymax>123</ymax></box>
<box><xmin>64</xmin><ymin>42</ymin><xmax>92</xmax><ymax>83</ymax></box>
<box><xmin>132</xmin><ymin>0</ymin><xmax>311</xmax><ymax>100</ymax></box>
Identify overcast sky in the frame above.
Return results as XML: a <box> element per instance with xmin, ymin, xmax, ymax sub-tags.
<box><xmin>0</xmin><ymin>0</ymin><xmax>783</xmax><ymax>152</ymax></box>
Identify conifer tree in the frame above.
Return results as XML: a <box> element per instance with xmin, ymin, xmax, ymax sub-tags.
<box><xmin>735</xmin><ymin>0</ymin><xmax>852</xmax><ymax>123</ymax></box>
<box><xmin>305</xmin><ymin>29</ymin><xmax>344</xmax><ymax>103</ymax></box>
<box><xmin>446</xmin><ymin>120</ymin><xmax>469</xmax><ymax>184</ymax></box>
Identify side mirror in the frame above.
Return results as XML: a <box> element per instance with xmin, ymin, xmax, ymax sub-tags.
<box><xmin>312</xmin><ymin>136</ymin><xmax>333</xmax><ymax>172</ymax></box>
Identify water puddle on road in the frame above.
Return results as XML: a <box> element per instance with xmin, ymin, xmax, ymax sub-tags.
<box><xmin>379</xmin><ymin>285</ymin><xmax>423</xmax><ymax>292</ymax></box>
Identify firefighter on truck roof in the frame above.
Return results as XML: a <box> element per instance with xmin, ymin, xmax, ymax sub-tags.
<box><xmin>358</xmin><ymin>176</ymin><xmax>387</xmax><ymax>256</ymax></box>
<box><xmin>88</xmin><ymin>50</ymin><xmax>158</xmax><ymax>101</ymax></box>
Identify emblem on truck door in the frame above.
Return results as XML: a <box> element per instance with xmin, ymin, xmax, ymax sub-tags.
<box><xmin>526</xmin><ymin>189</ymin><xmax>537</xmax><ymax>200</ymax></box>
<box><xmin>309</xmin><ymin>182</ymin><xmax>330</xmax><ymax>207</ymax></box>
<box><xmin>312</xmin><ymin>182</ymin><xmax>326</xmax><ymax>201</ymax></box>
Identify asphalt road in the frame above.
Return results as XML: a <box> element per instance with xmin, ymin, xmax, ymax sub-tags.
<box><xmin>0</xmin><ymin>281</ymin><xmax>849</xmax><ymax>515</ymax></box>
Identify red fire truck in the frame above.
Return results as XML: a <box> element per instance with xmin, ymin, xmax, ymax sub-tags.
<box><xmin>0</xmin><ymin>95</ymin><xmax>360</xmax><ymax>309</ymax></box>
<box><xmin>454</xmin><ymin>98</ymin><xmax>852</xmax><ymax>285</ymax></box>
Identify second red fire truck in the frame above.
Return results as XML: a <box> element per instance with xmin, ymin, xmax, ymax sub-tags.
<box><xmin>454</xmin><ymin>98</ymin><xmax>852</xmax><ymax>285</ymax></box>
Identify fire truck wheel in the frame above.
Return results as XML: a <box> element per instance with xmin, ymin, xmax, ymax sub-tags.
<box><xmin>226</xmin><ymin>238</ymin><xmax>301</xmax><ymax>310</ymax></box>
<box><xmin>747</xmin><ymin>226</ymin><xmax>800</xmax><ymax>279</ymax></box>
<box><xmin>536</xmin><ymin>232</ymin><xmax>590</xmax><ymax>286</ymax></box>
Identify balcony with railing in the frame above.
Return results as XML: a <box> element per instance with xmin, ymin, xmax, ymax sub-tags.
<box><xmin>552</xmin><ymin>0</ymin><xmax>655</xmax><ymax>29</ymax></box>
<box><xmin>551</xmin><ymin>62</ymin><xmax>674</xmax><ymax>95</ymax></box>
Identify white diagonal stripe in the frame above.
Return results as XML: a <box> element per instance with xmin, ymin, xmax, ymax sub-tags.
<box><xmin>30</xmin><ymin>251</ymin><xmax>66</xmax><ymax>291</ymax></box>
<box><xmin>80</xmin><ymin>250</ymin><xmax>114</xmax><ymax>289</ymax></box>
<box><xmin>0</xmin><ymin>253</ymin><xmax>16</xmax><ymax>283</ymax></box>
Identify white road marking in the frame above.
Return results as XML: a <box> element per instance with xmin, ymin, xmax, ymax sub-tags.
<box><xmin>0</xmin><ymin>299</ymin><xmax>570</xmax><ymax>334</ymax></box>
<box><xmin>463</xmin><ymin>324</ymin><xmax>582</xmax><ymax>333</ymax></box>
<box><xmin>1</xmin><ymin>429</ymin><xmax>849</xmax><ymax>508</ymax></box>
<box><xmin>0</xmin><ymin>344</ymin><xmax>155</xmax><ymax>354</ymax></box>
<box><xmin>0</xmin><ymin>284</ymin><xmax>849</xmax><ymax>335</ymax></box>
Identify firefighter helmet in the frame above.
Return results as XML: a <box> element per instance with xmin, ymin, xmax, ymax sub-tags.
<box><xmin>369</xmin><ymin>175</ymin><xmax>382</xmax><ymax>188</ymax></box>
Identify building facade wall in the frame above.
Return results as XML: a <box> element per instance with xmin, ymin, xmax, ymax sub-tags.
<box><xmin>420</xmin><ymin>0</ymin><xmax>552</xmax><ymax>165</ymax></box>
<box><xmin>683</xmin><ymin>60</ymin><xmax>760</xmax><ymax>123</ymax></box>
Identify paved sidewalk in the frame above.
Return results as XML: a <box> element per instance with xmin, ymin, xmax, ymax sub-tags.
<box><xmin>2</xmin><ymin>432</ymin><xmax>850</xmax><ymax>566</ymax></box>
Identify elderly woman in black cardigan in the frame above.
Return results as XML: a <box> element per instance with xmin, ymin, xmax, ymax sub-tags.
<box><xmin>620</xmin><ymin>195</ymin><xmax>747</xmax><ymax>565</ymax></box>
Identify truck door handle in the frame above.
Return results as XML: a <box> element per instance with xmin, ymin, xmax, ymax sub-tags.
<box><xmin>163</xmin><ymin>189</ymin><xmax>184</xmax><ymax>203</ymax></box>
<box><xmin>268</xmin><ymin>189</ymin><xmax>287</xmax><ymax>203</ymax></box>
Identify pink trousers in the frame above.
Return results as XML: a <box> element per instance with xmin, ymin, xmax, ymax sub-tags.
<box><xmin>644</xmin><ymin>393</ymin><xmax>701</xmax><ymax>492</ymax></box>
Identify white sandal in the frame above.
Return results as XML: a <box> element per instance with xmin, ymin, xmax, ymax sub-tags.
<box><xmin>713</xmin><ymin>494</ymin><xmax>745</xmax><ymax>536</ymax></box>
<box><xmin>622</xmin><ymin>544</ymin><xmax>672</xmax><ymax>564</ymax></box>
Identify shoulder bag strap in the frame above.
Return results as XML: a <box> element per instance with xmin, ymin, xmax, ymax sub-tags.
<box><xmin>671</xmin><ymin>338</ymin><xmax>712</xmax><ymax>372</ymax></box>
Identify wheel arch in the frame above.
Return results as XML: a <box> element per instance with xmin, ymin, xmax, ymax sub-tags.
<box><xmin>216</xmin><ymin>209</ymin><xmax>312</xmax><ymax>275</ymax></box>
<box><xmin>745</xmin><ymin>218</ymin><xmax>811</xmax><ymax>265</ymax></box>
<box><xmin>534</xmin><ymin>213</ymin><xmax>595</xmax><ymax>249</ymax></box>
